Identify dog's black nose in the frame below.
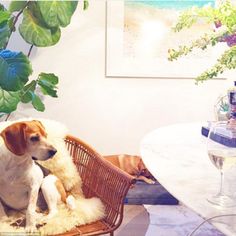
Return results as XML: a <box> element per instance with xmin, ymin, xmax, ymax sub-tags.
<box><xmin>48</xmin><ymin>149</ymin><xmax>57</xmax><ymax>158</ymax></box>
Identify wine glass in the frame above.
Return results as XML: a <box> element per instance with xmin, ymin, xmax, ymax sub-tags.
<box><xmin>207</xmin><ymin>121</ymin><xmax>236</xmax><ymax>207</ymax></box>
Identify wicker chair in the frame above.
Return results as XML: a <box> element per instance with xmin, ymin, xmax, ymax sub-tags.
<box><xmin>55</xmin><ymin>135</ymin><xmax>136</xmax><ymax>236</ymax></box>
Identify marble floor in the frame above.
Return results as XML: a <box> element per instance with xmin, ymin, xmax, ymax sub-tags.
<box><xmin>115</xmin><ymin>204</ymin><xmax>225</xmax><ymax>236</ymax></box>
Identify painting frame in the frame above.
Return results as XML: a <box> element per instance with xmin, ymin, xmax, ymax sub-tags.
<box><xmin>105</xmin><ymin>0</ymin><xmax>227</xmax><ymax>79</ymax></box>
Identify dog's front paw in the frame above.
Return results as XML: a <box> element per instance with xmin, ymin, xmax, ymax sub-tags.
<box><xmin>146</xmin><ymin>179</ymin><xmax>156</xmax><ymax>184</ymax></box>
<box><xmin>26</xmin><ymin>215</ymin><xmax>37</xmax><ymax>232</ymax></box>
<box><xmin>41</xmin><ymin>209</ymin><xmax>58</xmax><ymax>223</ymax></box>
<box><xmin>34</xmin><ymin>212</ymin><xmax>45</xmax><ymax>225</ymax></box>
<box><xmin>66</xmin><ymin>195</ymin><xmax>76</xmax><ymax>210</ymax></box>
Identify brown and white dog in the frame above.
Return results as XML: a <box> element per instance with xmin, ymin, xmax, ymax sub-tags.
<box><xmin>104</xmin><ymin>154</ymin><xmax>156</xmax><ymax>184</ymax></box>
<box><xmin>0</xmin><ymin>120</ymin><xmax>75</xmax><ymax>231</ymax></box>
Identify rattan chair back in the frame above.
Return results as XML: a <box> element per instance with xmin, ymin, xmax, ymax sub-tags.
<box><xmin>54</xmin><ymin>135</ymin><xmax>135</xmax><ymax>236</ymax></box>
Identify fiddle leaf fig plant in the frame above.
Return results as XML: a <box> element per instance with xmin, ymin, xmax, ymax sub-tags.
<box><xmin>0</xmin><ymin>0</ymin><xmax>88</xmax><ymax>118</ymax></box>
<box><xmin>168</xmin><ymin>0</ymin><xmax>236</xmax><ymax>83</ymax></box>
<box><xmin>18</xmin><ymin>1</ymin><xmax>63</xmax><ymax>47</ymax></box>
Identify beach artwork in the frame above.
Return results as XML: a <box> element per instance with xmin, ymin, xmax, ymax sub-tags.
<box><xmin>106</xmin><ymin>0</ymin><xmax>226</xmax><ymax>78</ymax></box>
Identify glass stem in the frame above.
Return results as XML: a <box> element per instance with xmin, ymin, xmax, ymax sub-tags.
<box><xmin>218</xmin><ymin>170</ymin><xmax>225</xmax><ymax>196</ymax></box>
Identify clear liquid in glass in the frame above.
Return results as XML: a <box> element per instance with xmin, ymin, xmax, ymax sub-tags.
<box><xmin>208</xmin><ymin>150</ymin><xmax>236</xmax><ymax>171</ymax></box>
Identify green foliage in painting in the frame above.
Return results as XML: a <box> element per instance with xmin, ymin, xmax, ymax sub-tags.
<box><xmin>168</xmin><ymin>0</ymin><xmax>236</xmax><ymax>83</ymax></box>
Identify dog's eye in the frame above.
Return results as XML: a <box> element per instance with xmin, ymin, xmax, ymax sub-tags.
<box><xmin>30</xmin><ymin>135</ymin><xmax>40</xmax><ymax>142</ymax></box>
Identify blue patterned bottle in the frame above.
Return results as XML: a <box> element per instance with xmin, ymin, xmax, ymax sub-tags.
<box><xmin>228</xmin><ymin>81</ymin><xmax>236</xmax><ymax>121</ymax></box>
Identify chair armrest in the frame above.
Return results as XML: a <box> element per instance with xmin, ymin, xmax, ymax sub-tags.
<box><xmin>64</xmin><ymin>135</ymin><xmax>136</xmax><ymax>229</ymax></box>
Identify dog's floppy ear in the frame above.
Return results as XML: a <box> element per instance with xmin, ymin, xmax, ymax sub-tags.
<box><xmin>0</xmin><ymin>122</ymin><xmax>27</xmax><ymax>156</ymax></box>
<box><xmin>32</xmin><ymin>120</ymin><xmax>47</xmax><ymax>137</ymax></box>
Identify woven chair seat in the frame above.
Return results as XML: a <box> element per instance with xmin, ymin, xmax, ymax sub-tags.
<box><xmin>53</xmin><ymin>135</ymin><xmax>136</xmax><ymax>236</ymax></box>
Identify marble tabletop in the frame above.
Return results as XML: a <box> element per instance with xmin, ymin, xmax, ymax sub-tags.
<box><xmin>140</xmin><ymin>123</ymin><xmax>236</xmax><ymax>236</ymax></box>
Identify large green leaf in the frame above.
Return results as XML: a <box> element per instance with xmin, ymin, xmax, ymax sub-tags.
<box><xmin>30</xmin><ymin>91</ymin><xmax>45</xmax><ymax>112</ymax></box>
<box><xmin>38</xmin><ymin>73</ymin><xmax>58</xmax><ymax>85</ymax></box>
<box><xmin>0</xmin><ymin>87</ymin><xmax>20</xmax><ymax>113</ymax></box>
<box><xmin>0</xmin><ymin>10</ymin><xmax>10</xmax><ymax>24</ymax></box>
<box><xmin>0</xmin><ymin>4</ymin><xmax>5</xmax><ymax>11</ymax></box>
<box><xmin>9</xmin><ymin>1</ymin><xmax>27</xmax><ymax>13</ymax></box>
<box><xmin>38</xmin><ymin>73</ymin><xmax>58</xmax><ymax>97</ymax></box>
<box><xmin>0</xmin><ymin>22</ymin><xmax>10</xmax><ymax>49</ymax></box>
<box><xmin>0</xmin><ymin>9</ymin><xmax>11</xmax><ymax>49</ymax></box>
<box><xmin>19</xmin><ymin>7</ymin><xmax>61</xmax><ymax>47</ymax></box>
<box><xmin>38</xmin><ymin>1</ymin><xmax>78</xmax><ymax>28</ymax></box>
<box><xmin>0</xmin><ymin>50</ymin><xmax>32</xmax><ymax>91</ymax></box>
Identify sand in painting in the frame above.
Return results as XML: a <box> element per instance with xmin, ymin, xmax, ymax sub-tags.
<box><xmin>124</xmin><ymin>1</ymin><xmax>214</xmax><ymax>60</ymax></box>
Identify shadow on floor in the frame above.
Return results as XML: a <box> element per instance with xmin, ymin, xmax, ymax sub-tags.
<box><xmin>115</xmin><ymin>205</ymin><xmax>149</xmax><ymax>236</ymax></box>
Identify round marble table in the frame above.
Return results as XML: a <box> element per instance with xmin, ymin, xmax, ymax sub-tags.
<box><xmin>140</xmin><ymin>123</ymin><xmax>236</xmax><ymax>236</ymax></box>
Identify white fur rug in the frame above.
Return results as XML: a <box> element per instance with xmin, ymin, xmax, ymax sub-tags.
<box><xmin>0</xmin><ymin>118</ymin><xmax>105</xmax><ymax>235</ymax></box>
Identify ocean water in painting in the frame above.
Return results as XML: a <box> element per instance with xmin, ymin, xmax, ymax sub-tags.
<box><xmin>125</xmin><ymin>0</ymin><xmax>215</xmax><ymax>10</ymax></box>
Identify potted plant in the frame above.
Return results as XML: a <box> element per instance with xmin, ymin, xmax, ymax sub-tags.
<box><xmin>0</xmin><ymin>0</ymin><xmax>88</xmax><ymax>120</ymax></box>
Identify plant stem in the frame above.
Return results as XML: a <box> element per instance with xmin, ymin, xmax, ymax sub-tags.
<box><xmin>27</xmin><ymin>44</ymin><xmax>34</xmax><ymax>57</ymax></box>
<box><xmin>5</xmin><ymin>113</ymin><xmax>11</xmax><ymax>121</ymax></box>
<box><xmin>4</xmin><ymin>1</ymin><xmax>29</xmax><ymax>49</ymax></box>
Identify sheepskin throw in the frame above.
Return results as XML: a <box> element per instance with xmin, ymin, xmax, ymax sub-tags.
<box><xmin>0</xmin><ymin>118</ymin><xmax>105</xmax><ymax>235</ymax></box>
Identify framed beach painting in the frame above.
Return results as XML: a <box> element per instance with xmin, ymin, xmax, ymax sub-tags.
<box><xmin>105</xmin><ymin>0</ymin><xmax>226</xmax><ymax>78</ymax></box>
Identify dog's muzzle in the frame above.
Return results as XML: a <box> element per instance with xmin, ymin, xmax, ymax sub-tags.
<box><xmin>48</xmin><ymin>148</ymin><xmax>57</xmax><ymax>158</ymax></box>
<box><xmin>32</xmin><ymin>148</ymin><xmax>57</xmax><ymax>161</ymax></box>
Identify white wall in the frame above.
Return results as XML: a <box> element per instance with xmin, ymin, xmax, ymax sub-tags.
<box><xmin>7</xmin><ymin>1</ymin><xmax>235</xmax><ymax>155</ymax></box>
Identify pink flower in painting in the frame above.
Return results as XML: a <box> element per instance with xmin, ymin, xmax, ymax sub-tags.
<box><xmin>214</xmin><ymin>20</ymin><xmax>222</xmax><ymax>28</ymax></box>
<box><xmin>214</xmin><ymin>20</ymin><xmax>236</xmax><ymax>47</ymax></box>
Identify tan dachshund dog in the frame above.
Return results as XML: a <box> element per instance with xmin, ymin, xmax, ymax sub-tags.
<box><xmin>0</xmin><ymin>120</ymin><xmax>75</xmax><ymax>231</ymax></box>
<box><xmin>104</xmin><ymin>154</ymin><xmax>156</xmax><ymax>184</ymax></box>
